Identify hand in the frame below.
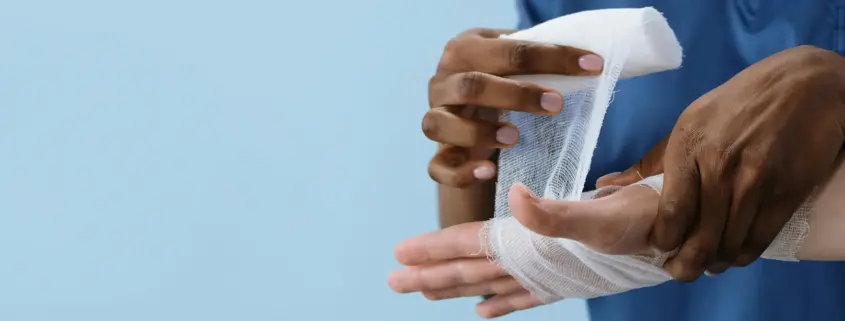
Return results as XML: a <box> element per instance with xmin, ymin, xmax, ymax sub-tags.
<box><xmin>425</xmin><ymin>28</ymin><xmax>604</xmax><ymax>188</ymax></box>
<box><xmin>598</xmin><ymin>45</ymin><xmax>845</xmax><ymax>281</ymax></box>
<box><xmin>389</xmin><ymin>221</ymin><xmax>541</xmax><ymax>319</ymax></box>
<box><xmin>389</xmin><ymin>183</ymin><xmax>661</xmax><ymax>318</ymax></box>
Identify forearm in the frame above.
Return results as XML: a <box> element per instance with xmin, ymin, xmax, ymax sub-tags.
<box><xmin>438</xmin><ymin>182</ymin><xmax>495</xmax><ymax>229</ymax></box>
<box><xmin>795</xmin><ymin>155</ymin><xmax>845</xmax><ymax>260</ymax></box>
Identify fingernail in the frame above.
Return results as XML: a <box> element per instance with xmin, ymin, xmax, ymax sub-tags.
<box><xmin>705</xmin><ymin>271</ymin><xmax>720</xmax><ymax>278</ymax></box>
<box><xmin>578</xmin><ymin>54</ymin><xmax>604</xmax><ymax>71</ymax></box>
<box><xmin>473</xmin><ymin>166</ymin><xmax>495</xmax><ymax>180</ymax></box>
<box><xmin>540</xmin><ymin>92</ymin><xmax>563</xmax><ymax>113</ymax></box>
<box><xmin>496</xmin><ymin>127</ymin><xmax>518</xmax><ymax>145</ymax></box>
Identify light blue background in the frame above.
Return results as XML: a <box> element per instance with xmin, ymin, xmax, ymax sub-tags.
<box><xmin>0</xmin><ymin>1</ymin><xmax>588</xmax><ymax>320</ymax></box>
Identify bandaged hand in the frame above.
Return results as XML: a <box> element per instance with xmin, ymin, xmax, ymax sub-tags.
<box><xmin>389</xmin><ymin>180</ymin><xmax>666</xmax><ymax>318</ymax></box>
<box><xmin>391</xmin><ymin>174</ymin><xmax>811</xmax><ymax>318</ymax></box>
<box><xmin>599</xmin><ymin>46</ymin><xmax>845</xmax><ymax>281</ymax></box>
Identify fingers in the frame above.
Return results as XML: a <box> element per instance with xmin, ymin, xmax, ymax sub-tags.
<box><xmin>393</xmin><ymin>221</ymin><xmax>485</xmax><ymax>266</ymax></box>
<box><xmin>707</xmin><ymin>165</ymin><xmax>761</xmax><ymax>274</ymax></box>
<box><xmin>422</xmin><ymin>107</ymin><xmax>520</xmax><ymax>148</ymax></box>
<box><xmin>595</xmin><ymin>167</ymin><xmax>643</xmax><ymax>188</ymax></box>
<box><xmin>664</xmin><ymin>161</ymin><xmax>732</xmax><ymax>282</ymax></box>
<box><xmin>429</xmin><ymin>73</ymin><xmax>565</xmax><ymax>114</ymax></box>
<box><xmin>653</xmin><ymin>139</ymin><xmax>701</xmax><ymax>253</ymax></box>
<box><xmin>422</xmin><ymin>277</ymin><xmax>524</xmax><ymax>300</ymax></box>
<box><xmin>428</xmin><ymin>146</ymin><xmax>497</xmax><ymax>187</ymax></box>
<box><xmin>733</xmin><ymin>190</ymin><xmax>803</xmax><ymax>267</ymax></box>
<box><xmin>388</xmin><ymin>258</ymin><xmax>507</xmax><ymax>293</ymax></box>
<box><xmin>596</xmin><ymin>136</ymin><xmax>668</xmax><ymax>188</ymax></box>
<box><xmin>442</xmin><ymin>30</ymin><xmax>603</xmax><ymax>76</ymax></box>
<box><xmin>475</xmin><ymin>290</ymin><xmax>545</xmax><ymax>319</ymax></box>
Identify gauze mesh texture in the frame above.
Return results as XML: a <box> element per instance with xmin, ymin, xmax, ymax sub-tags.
<box><xmin>495</xmin><ymin>7</ymin><xmax>682</xmax><ymax>205</ymax></box>
<box><xmin>482</xmin><ymin>174</ymin><xmax>812</xmax><ymax>303</ymax></box>
<box><xmin>483</xmin><ymin>7</ymin><xmax>809</xmax><ymax>304</ymax></box>
<box><xmin>485</xmin><ymin>7</ymin><xmax>680</xmax><ymax>304</ymax></box>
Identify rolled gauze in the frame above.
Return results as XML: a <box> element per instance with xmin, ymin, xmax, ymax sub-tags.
<box><xmin>502</xmin><ymin>7</ymin><xmax>683</xmax><ymax>93</ymax></box>
<box><xmin>484</xmin><ymin>7</ymin><xmax>686</xmax><ymax>303</ymax></box>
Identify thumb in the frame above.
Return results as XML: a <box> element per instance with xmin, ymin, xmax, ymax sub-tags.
<box><xmin>508</xmin><ymin>183</ymin><xmax>606</xmax><ymax>241</ymax></box>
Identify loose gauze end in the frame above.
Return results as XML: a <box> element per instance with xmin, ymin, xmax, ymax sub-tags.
<box><xmin>494</xmin><ymin>7</ymin><xmax>683</xmax><ymax>208</ymax></box>
<box><xmin>483</xmin><ymin>7</ymin><xmax>810</xmax><ymax>303</ymax></box>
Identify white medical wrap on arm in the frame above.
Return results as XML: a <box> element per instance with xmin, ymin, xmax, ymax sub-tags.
<box><xmin>483</xmin><ymin>7</ymin><xmax>811</xmax><ymax>304</ymax></box>
<box><xmin>484</xmin><ymin>174</ymin><xmax>811</xmax><ymax>303</ymax></box>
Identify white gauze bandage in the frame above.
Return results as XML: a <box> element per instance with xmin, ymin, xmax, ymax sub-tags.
<box><xmin>482</xmin><ymin>7</ymin><xmax>811</xmax><ymax>303</ymax></box>
<box><xmin>485</xmin><ymin>174</ymin><xmax>811</xmax><ymax>303</ymax></box>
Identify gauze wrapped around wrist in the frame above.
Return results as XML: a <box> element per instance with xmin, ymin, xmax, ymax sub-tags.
<box><xmin>485</xmin><ymin>6</ymin><xmax>684</xmax><ymax>304</ymax></box>
<box><xmin>486</xmin><ymin>6</ymin><xmax>811</xmax><ymax>304</ymax></box>
<box><xmin>481</xmin><ymin>173</ymin><xmax>813</xmax><ymax>303</ymax></box>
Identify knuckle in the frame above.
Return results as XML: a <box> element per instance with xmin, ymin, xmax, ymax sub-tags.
<box><xmin>427</xmin><ymin>76</ymin><xmax>438</xmax><ymax>104</ymax></box>
<box><xmin>427</xmin><ymin>74</ymin><xmax>446</xmax><ymax>107</ymax></box>
<box><xmin>444</xmin><ymin>36</ymin><xmax>464</xmax><ymax>54</ymax></box>
<box><xmin>701</xmin><ymin>142</ymin><xmax>734</xmax><ymax>179</ymax></box>
<box><xmin>421</xmin><ymin>110</ymin><xmax>442</xmax><ymax>140</ymax></box>
<box><xmin>428</xmin><ymin>74</ymin><xmax>440</xmax><ymax>91</ymax></box>
<box><xmin>679</xmin><ymin>127</ymin><xmax>705</xmax><ymax>149</ymax></box>
<box><xmin>508</xmin><ymin>42</ymin><xmax>531</xmax><ymax>70</ymax></box>
<box><xmin>456</xmin><ymin>72</ymin><xmax>486</xmax><ymax>100</ymax></box>
<box><xmin>427</xmin><ymin>162</ymin><xmax>442</xmax><ymax>183</ymax></box>
<box><xmin>684</xmin><ymin>246</ymin><xmax>712</xmax><ymax>268</ymax></box>
<box><xmin>685</xmin><ymin>92</ymin><xmax>716</xmax><ymax>113</ymax></box>
<box><xmin>436</xmin><ymin>51</ymin><xmax>458</xmax><ymax>73</ymax></box>
<box><xmin>739</xmin><ymin>145</ymin><xmax>767</xmax><ymax>169</ymax></box>
<box><xmin>794</xmin><ymin>45</ymin><xmax>836</xmax><ymax>63</ymax></box>
<box><xmin>453</xmin><ymin>260</ymin><xmax>468</xmax><ymax>284</ymax></box>
<box><xmin>652</xmin><ymin>206</ymin><xmax>691</xmax><ymax>250</ymax></box>
<box><xmin>668</xmin><ymin>128</ymin><xmax>703</xmax><ymax>161</ymax></box>
<box><xmin>658</xmin><ymin>201</ymin><xmax>688</xmax><ymax>226</ymax></box>
<box><xmin>715</xmin><ymin>143</ymin><xmax>735</xmax><ymax>165</ymax></box>
<box><xmin>514</xmin><ymin>81</ymin><xmax>540</xmax><ymax>103</ymax></box>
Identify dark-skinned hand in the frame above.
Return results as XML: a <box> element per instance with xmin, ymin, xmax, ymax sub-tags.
<box><xmin>598</xmin><ymin>45</ymin><xmax>845</xmax><ymax>282</ymax></box>
<box><xmin>424</xmin><ymin>28</ymin><xmax>604</xmax><ymax>188</ymax></box>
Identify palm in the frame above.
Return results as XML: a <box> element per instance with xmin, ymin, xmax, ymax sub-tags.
<box><xmin>390</xmin><ymin>183</ymin><xmax>662</xmax><ymax>318</ymax></box>
<box><xmin>509</xmin><ymin>182</ymin><xmax>659</xmax><ymax>255</ymax></box>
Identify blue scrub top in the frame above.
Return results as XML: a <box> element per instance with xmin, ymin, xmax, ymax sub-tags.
<box><xmin>515</xmin><ymin>1</ymin><xmax>845</xmax><ymax>320</ymax></box>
